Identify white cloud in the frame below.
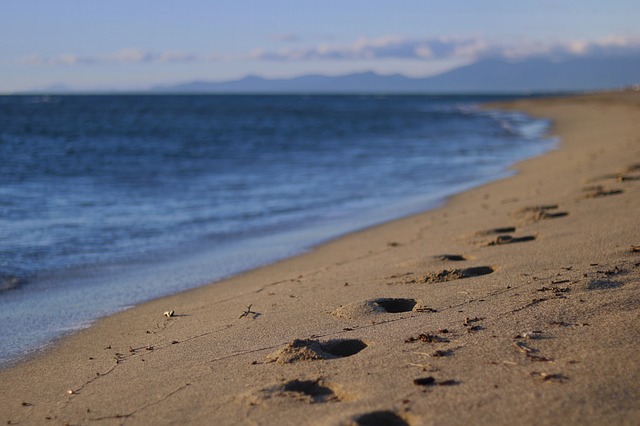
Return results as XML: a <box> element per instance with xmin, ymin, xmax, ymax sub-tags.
<box><xmin>476</xmin><ymin>35</ymin><xmax>640</xmax><ymax>61</ymax></box>
<box><xmin>19</xmin><ymin>35</ymin><xmax>640</xmax><ymax>68</ymax></box>
<box><xmin>108</xmin><ymin>49</ymin><xmax>152</xmax><ymax>63</ymax></box>
<box><xmin>26</xmin><ymin>52</ymin><xmax>97</xmax><ymax>65</ymax></box>
<box><xmin>20</xmin><ymin>49</ymin><xmax>202</xmax><ymax>66</ymax></box>
<box><xmin>247</xmin><ymin>36</ymin><xmax>494</xmax><ymax>61</ymax></box>
<box><xmin>248</xmin><ymin>34</ymin><xmax>640</xmax><ymax>62</ymax></box>
<box><xmin>156</xmin><ymin>51</ymin><xmax>199</xmax><ymax>63</ymax></box>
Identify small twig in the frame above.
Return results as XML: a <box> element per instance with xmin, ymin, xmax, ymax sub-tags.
<box><xmin>239</xmin><ymin>304</ymin><xmax>258</xmax><ymax>319</ymax></box>
<box><xmin>508</xmin><ymin>297</ymin><xmax>549</xmax><ymax>314</ymax></box>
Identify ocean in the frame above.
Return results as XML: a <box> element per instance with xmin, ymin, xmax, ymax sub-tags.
<box><xmin>0</xmin><ymin>94</ymin><xmax>556</xmax><ymax>366</ymax></box>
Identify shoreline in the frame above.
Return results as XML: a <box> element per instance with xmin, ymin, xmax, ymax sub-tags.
<box><xmin>2</xmin><ymin>91</ymin><xmax>639</xmax><ymax>425</ymax></box>
<box><xmin>0</xmin><ymin>99</ymin><xmax>556</xmax><ymax>369</ymax></box>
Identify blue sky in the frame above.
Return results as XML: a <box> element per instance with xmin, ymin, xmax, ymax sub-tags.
<box><xmin>2</xmin><ymin>0</ymin><xmax>640</xmax><ymax>92</ymax></box>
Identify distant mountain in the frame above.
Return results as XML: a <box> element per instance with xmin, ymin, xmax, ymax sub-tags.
<box><xmin>151</xmin><ymin>72</ymin><xmax>420</xmax><ymax>93</ymax></box>
<box><xmin>151</xmin><ymin>56</ymin><xmax>640</xmax><ymax>94</ymax></box>
<box><xmin>423</xmin><ymin>56</ymin><xmax>640</xmax><ymax>93</ymax></box>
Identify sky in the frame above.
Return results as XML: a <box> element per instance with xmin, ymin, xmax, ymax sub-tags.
<box><xmin>2</xmin><ymin>0</ymin><xmax>640</xmax><ymax>93</ymax></box>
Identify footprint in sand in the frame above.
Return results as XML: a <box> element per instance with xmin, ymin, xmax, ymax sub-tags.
<box><xmin>254</xmin><ymin>378</ymin><xmax>345</xmax><ymax>404</ymax></box>
<box><xmin>486</xmin><ymin>234</ymin><xmax>536</xmax><ymax>246</ymax></box>
<box><xmin>266</xmin><ymin>338</ymin><xmax>367</xmax><ymax>364</ymax></box>
<box><xmin>475</xmin><ymin>226</ymin><xmax>517</xmax><ymax>236</ymax></box>
<box><xmin>589</xmin><ymin>173</ymin><xmax>640</xmax><ymax>183</ymax></box>
<box><xmin>587</xmin><ymin>162</ymin><xmax>640</xmax><ymax>183</ymax></box>
<box><xmin>472</xmin><ymin>226</ymin><xmax>536</xmax><ymax>246</ymax></box>
<box><xmin>513</xmin><ymin>205</ymin><xmax>569</xmax><ymax>222</ymax></box>
<box><xmin>582</xmin><ymin>185</ymin><xmax>624</xmax><ymax>199</ymax></box>
<box><xmin>390</xmin><ymin>266</ymin><xmax>494</xmax><ymax>285</ymax></box>
<box><xmin>332</xmin><ymin>298</ymin><xmax>432</xmax><ymax>319</ymax></box>
<box><xmin>585</xmin><ymin>279</ymin><xmax>624</xmax><ymax>290</ymax></box>
<box><xmin>434</xmin><ymin>254</ymin><xmax>468</xmax><ymax>261</ymax></box>
<box><xmin>625</xmin><ymin>163</ymin><xmax>640</xmax><ymax>173</ymax></box>
<box><xmin>347</xmin><ymin>410</ymin><xmax>412</xmax><ymax>426</ymax></box>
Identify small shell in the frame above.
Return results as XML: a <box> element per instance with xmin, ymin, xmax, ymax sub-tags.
<box><xmin>164</xmin><ymin>310</ymin><xmax>175</xmax><ymax>318</ymax></box>
<box><xmin>521</xmin><ymin>331</ymin><xmax>542</xmax><ymax>339</ymax></box>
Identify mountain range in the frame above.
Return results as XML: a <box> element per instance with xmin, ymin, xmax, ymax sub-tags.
<box><xmin>150</xmin><ymin>56</ymin><xmax>640</xmax><ymax>94</ymax></box>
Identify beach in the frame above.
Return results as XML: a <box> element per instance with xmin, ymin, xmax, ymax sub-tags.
<box><xmin>1</xmin><ymin>91</ymin><xmax>639</xmax><ymax>425</ymax></box>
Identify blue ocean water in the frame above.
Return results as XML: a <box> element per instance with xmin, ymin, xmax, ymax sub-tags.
<box><xmin>0</xmin><ymin>95</ymin><xmax>556</xmax><ymax>366</ymax></box>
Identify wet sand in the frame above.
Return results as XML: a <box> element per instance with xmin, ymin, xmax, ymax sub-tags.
<box><xmin>1</xmin><ymin>91</ymin><xmax>639</xmax><ymax>425</ymax></box>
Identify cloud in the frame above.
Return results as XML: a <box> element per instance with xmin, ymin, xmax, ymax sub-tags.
<box><xmin>248</xmin><ymin>36</ymin><xmax>489</xmax><ymax>61</ymax></box>
<box><xmin>21</xmin><ymin>48</ymin><xmax>201</xmax><ymax>66</ymax></box>
<box><xmin>20</xmin><ymin>35</ymin><xmax>640</xmax><ymax>68</ymax></box>
<box><xmin>108</xmin><ymin>49</ymin><xmax>154</xmax><ymax>63</ymax></box>
<box><xmin>248</xmin><ymin>35</ymin><xmax>640</xmax><ymax>62</ymax></box>
<box><xmin>493</xmin><ymin>35</ymin><xmax>640</xmax><ymax>60</ymax></box>
<box><xmin>23</xmin><ymin>53</ymin><xmax>96</xmax><ymax>65</ymax></box>
<box><xmin>246</xmin><ymin>36</ymin><xmax>500</xmax><ymax>62</ymax></box>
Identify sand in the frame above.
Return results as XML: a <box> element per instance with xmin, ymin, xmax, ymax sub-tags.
<box><xmin>1</xmin><ymin>91</ymin><xmax>639</xmax><ymax>426</ymax></box>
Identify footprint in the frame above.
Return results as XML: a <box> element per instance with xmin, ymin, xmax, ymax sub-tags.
<box><xmin>486</xmin><ymin>235</ymin><xmax>536</xmax><ymax>246</ymax></box>
<box><xmin>434</xmin><ymin>254</ymin><xmax>468</xmax><ymax>261</ymax></box>
<box><xmin>585</xmin><ymin>279</ymin><xmax>624</xmax><ymax>290</ymax></box>
<box><xmin>413</xmin><ymin>376</ymin><xmax>459</xmax><ymax>386</ymax></box>
<box><xmin>259</xmin><ymin>378</ymin><xmax>342</xmax><ymax>403</ymax></box>
<box><xmin>323</xmin><ymin>339</ymin><xmax>368</xmax><ymax>358</ymax></box>
<box><xmin>589</xmin><ymin>173</ymin><xmax>640</xmax><ymax>183</ymax></box>
<box><xmin>267</xmin><ymin>339</ymin><xmax>367</xmax><ymax>364</ymax></box>
<box><xmin>400</xmin><ymin>266</ymin><xmax>494</xmax><ymax>284</ymax></box>
<box><xmin>372</xmin><ymin>298</ymin><xmax>417</xmax><ymax>313</ymax></box>
<box><xmin>617</xmin><ymin>175</ymin><xmax>640</xmax><ymax>182</ymax></box>
<box><xmin>582</xmin><ymin>186</ymin><xmax>624</xmax><ymax>199</ymax></box>
<box><xmin>332</xmin><ymin>298</ymin><xmax>422</xmax><ymax>319</ymax></box>
<box><xmin>514</xmin><ymin>205</ymin><xmax>568</xmax><ymax>222</ymax></box>
<box><xmin>625</xmin><ymin>163</ymin><xmax>640</xmax><ymax>173</ymax></box>
<box><xmin>539</xmin><ymin>211</ymin><xmax>569</xmax><ymax>219</ymax></box>
<box><xmin>348</xmin><ymin>410</ymin><xmax>411</xmax><ymax>426</ymax></box>
<box><xmin>475</xmin><ymin>226</ymin><xmax>516</xmax><ymax>236</ymax></box>
<box><xmin>519</xmin><ymin>204</ymin><xmax>559</xmax><ymax>211</ymax></box>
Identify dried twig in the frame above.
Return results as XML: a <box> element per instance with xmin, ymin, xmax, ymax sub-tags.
<box><xmin>239</xmin><ymin>304</ymin><xmax>258</xmax><ymax>319</ymax></box>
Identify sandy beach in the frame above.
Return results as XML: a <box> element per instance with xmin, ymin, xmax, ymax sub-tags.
<box><xmin>1</xmin><ymin>91</ymin><xmax>639</xmax><ymax>425</ymax></box>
